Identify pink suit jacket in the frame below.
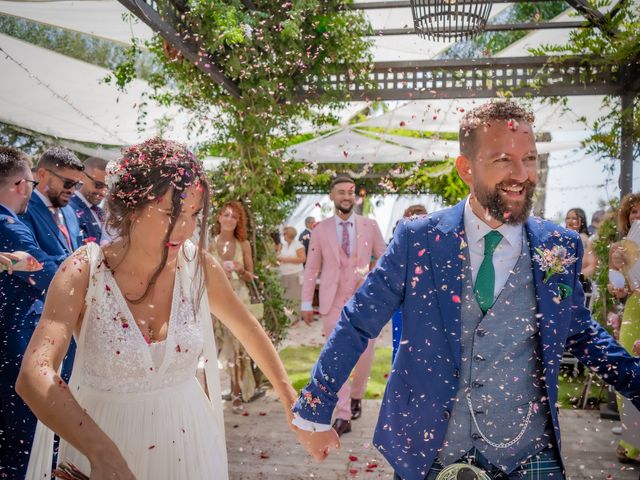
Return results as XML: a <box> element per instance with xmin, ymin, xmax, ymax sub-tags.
<box><xmin>302</xmin><ymin>214</ymin><xmax>386</xmax><ymax>315</ymax></box>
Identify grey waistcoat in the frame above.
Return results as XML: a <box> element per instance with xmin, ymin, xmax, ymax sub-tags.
<box><xmin>438</xmin><ymin>237</ymin><xmax>555</xmax><ymax>473</ymax></box>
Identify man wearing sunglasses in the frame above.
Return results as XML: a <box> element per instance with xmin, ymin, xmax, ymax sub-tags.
<box><xmin>21</xmin><ymin>147</ymin><xmax>84</xmax><ymax>258</ymax></box>
<box><xmin>69</xmin><ymin>156</ymin><xmax>108</xmax><ymax>244</ymax></box>
<box><xmin>0</xmin><ymin>146</ymin><xmax>70</xmax><ymax>479</ymax></box>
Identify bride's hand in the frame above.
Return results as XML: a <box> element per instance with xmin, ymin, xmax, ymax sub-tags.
<box><xmin>90</xmin><ymin>462</ymin><xmax>136</xmax><ymax>480</ymax></box>
<box><xmin>89</xmin><ymin>445</ymin><xmax>136</xmax><ymax>480</ymax></box>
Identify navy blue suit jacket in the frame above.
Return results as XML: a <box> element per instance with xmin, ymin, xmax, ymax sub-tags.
<box><xmin>293</xmin><ymin>200</ymin><xmax>640</xmax><ymax>480</ymax></box>
<box><xmin>0</xmin><ymin>203</ymin><xmax>68</xmax><ymax>477</ymax></box>
<box><xmin>20</xmin><ymin>193</ymin><xmax>83</xmax><ymax>256</ymax></box>
<box><xmin>19</xmin><ymin>194</ymin><xmax>79</xmax><ymax>379</ymax></box>
<box><xmin>69</xmin><ymin>195</ymin><xmax>102</xmax><ymax>244</ymax></box>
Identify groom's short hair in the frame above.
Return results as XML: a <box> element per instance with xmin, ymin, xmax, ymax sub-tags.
<box><xmin>459</xmin><ymin>101</ymin><xmax>535</xmax><ymax>160</ymax></box>
<box><xmin>329</xmin><ymin>174</ymin><xmax>355</xmax><ymax>191</ymax></box>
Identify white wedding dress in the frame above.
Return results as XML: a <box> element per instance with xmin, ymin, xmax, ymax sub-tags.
<box><xmin>27</xmin><ymin>241</ymin><xmax>228</xmax><ymax>479</ymax></box>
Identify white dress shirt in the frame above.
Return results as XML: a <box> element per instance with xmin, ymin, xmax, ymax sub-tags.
<box><xmin>463</xmin><ymin>198</ymin><xmax>523</xmax><ymax>300</ymax></box>
<box><xmin>34</xmin><ymin>189</ymin><xmax>65</xmax><ymax>226</ymax></box>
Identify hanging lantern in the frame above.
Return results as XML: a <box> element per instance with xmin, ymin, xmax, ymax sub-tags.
<box><xmin>410</xmin><ymin>0</ymin><xmax>493</xmax><ymax>41</ymax></box>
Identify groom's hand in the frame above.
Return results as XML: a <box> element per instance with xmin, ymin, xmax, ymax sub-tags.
<box><xmin>294</xmin><ymin>427</ymin><xmax>340</xmax><ymax>461</ymax></box>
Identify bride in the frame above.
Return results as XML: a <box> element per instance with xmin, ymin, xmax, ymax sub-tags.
<box><xmin>16</xmin><ymin>138</ymin><xmax>297</xmax><ymax>479</ymax></box>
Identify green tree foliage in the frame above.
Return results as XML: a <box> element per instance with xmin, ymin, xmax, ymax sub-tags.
<box><xmin>112</xmin><ymin>1</ymin><xmax>374</xmax><ymax>345</ymax></box>
<box><xmin>530</xmin><ymin>0</ymin><xmax>640</xmax><ymax>169</ymax></box>
<box><xmin>590</xmin><ymin>201</ymin><xmax>621</xmax><ymax>329</ymax></box>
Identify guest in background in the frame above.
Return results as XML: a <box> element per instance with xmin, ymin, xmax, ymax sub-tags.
<box><xmin>270</xmin><ymin>230</ymin><xmax>282</xmax><ymax>256</ymax></box>
<box><xmin>19</xmin><ymin>147</ymin><xmax>84</xmax><ymax>384</ymax></box>
<box><xmin>278</xmin><ymin>226</ymin><xmax>305</xmax><ymax>325</ymax></box>
<box><xmin>0</xmin><ymin>146</ymin><xmax>67</xmax><ymax>479</ymax></box>
<box><xmin>588</xmin><ymin>209</ymin><xmax>605</xmax><ymax>236</ymax></box>
<box><xmin>565</xmin><ymin>207</ymin><xmax>596</xmax><ymax>306</ymax></box>
<box><xmin>298</xmin><ymin>216</ymin><xmax>315</xmax><ymax>265</ymax></box>
<box><xmin>209</xmin><ymin>201</ymin><xmax>260</xmax><ymax>412</ymax></box>
<box><xmin>391</xmin><ymin>204</ymin><xmax>428</xmax><ymax>361</ymax></box>
<box><xmin>21</xmin><ymin>147</ymin><xmax>85</xmax><ymax>258</ymax></box>
<box><xmin>608</xmin><ymin>192</ymin><xmax>640</xmax><ymax>464</ymax></box>
<box><xmin>300</xmin><ymin>174</ymin><xmax>386</xmax><ymax>435</ymax></box>
<box><xmin>69</xmin><ymin>156</ymin><xmax>108</xmax><ymax>244</ymax></box>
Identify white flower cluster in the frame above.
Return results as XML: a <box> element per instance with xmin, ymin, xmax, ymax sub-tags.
<box><xmin>105</xmin><ymin>160</ymin><xmax>121</xmax><ymax>190</ymax></box>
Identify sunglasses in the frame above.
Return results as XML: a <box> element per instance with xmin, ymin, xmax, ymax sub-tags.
<box><xmin>14</xmin><ymin>178</ymin><xmax>40</xmax><ymax>188</ymax></box>
<box><xmin>46</xmin><ymin>169</ymin><xmax>83</xmax><ymax>190</ymax></box>
<box><xmin>84</xmin><ymin>171</ymin><xmax>107</xmax><ymax>190</ymax></box>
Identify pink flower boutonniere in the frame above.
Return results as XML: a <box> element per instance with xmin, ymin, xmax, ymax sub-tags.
<box><xmin>533</xmin><ymin>246</ymin><xmax>578</xmax><ymax>283</ymax></box>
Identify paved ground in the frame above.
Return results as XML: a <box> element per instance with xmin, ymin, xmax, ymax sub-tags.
<box><xmin>222</xmin><ymin>320</ymin><xmax>639</xmax><ymax>479</ymax></box>
<box><xmin>224</xmin><ymin>397</ymin><xmax>639</xmax><ymax>480</ymax></box>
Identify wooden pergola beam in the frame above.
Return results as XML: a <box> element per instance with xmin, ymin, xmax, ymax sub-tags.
<box><xmin>313</xmin><ymin>56</ymin><xmax>636</xmax><ymax>101</ymax></box>
<box><xmin>116</xmin><ymin>0</ymin><xmax>241</xmax><ymax>99</ymax></box>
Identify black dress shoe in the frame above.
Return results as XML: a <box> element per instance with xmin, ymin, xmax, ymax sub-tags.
<box><xmin>332</xmin><ymin>418</ymin><xmax>352</xmax><ymax>436</ymax></box>
<box><xmin>351</xmin><ymin>398</ymin><xmax>362</xmax><ymax>420</ymax></box>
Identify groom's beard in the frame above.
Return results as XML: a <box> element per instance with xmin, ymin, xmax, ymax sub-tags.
<box><xmin>475</xmin><ymin>179</ymin><xmax>536</xmax><ymax>225</ymax></box>
<box><xmin>335</xmin><ymin>202</ymin><xmax>354</xmax><ymax>215</ymax></box>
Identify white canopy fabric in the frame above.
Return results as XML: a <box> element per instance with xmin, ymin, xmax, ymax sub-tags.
<box><xmin>0</xmin><ymin>0</ymin><xmax>153</xmax><ymax>45</ymax></box>
<box><xmin>0</xmin><ymin>32</ymin><xmax>197</xmax><ymax>147</ymax></box>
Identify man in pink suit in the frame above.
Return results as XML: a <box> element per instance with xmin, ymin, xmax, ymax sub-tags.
<box><xmin>301</xmin><ymin>174</ymin><xmax>386</xmax><ymax>436</ymax></box>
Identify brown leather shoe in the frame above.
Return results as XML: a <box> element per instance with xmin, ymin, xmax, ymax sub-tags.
<box><xmin>332</xmin><ymin>418</ymin><xmax>352</xmax><ymax>436</ymax></box>
<box><xmin>351</xmin><ymin>398</ymin><xmax>362</xmax><ymax>420</ymax></box>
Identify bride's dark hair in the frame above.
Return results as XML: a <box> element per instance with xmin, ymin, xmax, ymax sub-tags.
<box><xmin>105</xmin><ymin>138</ymin><xmax>211</xmax><ymax>304</ymax></box>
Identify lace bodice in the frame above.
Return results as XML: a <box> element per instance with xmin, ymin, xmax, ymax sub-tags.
<box><xmin>77</xmin><ymin>246</ymin><xmax>204</xmax><ymax>393</ymax></box>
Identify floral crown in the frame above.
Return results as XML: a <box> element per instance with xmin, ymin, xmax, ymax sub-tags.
<box><xmin>106</xmin><ymin>138</ymin><xmax>204</xmax><ymax>208</ymax></box>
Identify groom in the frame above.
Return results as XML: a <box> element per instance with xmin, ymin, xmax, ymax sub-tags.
<box><xmin>293</xmin><ymin>101</ymin><xmax>640</xmax><ymax>480</ymax></box>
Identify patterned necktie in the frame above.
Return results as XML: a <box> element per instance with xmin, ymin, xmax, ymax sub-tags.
<box><xmin>90</xmin><ymin>204</ymin><xmax>105</xmax><ymax>224</ymax></box>
<box><xmin>50</xmin><ymin>207</ymin><xmax>72</xmax><ymax>250</ymax></box>
<box><xmin>340</xmin><ymin>221</ymin><xmax>352</xmax><ymax>257</ymax></box>
<box><xmin>474</xmin><ymin>230</ymin><xmax>503</xmax><ymax>314</ymax></box>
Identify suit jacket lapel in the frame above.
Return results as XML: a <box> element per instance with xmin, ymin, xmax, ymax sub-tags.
<box><xmin>61</xmin><ymin>206</ymin><xmax>79</xmax><ymax>250</ymax></box>
<box><xmin>432</xmin><ymin>200</ymin><xmax>466</xmax><ymax>368</ymax></box>
<box><xmin>326</xmin><ymin>216</ymin><xmax>341</xmax><ymax>264</ymax></box>
<box><xmin>525</xmin><ymin>217</ymin><xmax>558</xmax><ymax>371</ymax></box>
<box><xmin>32</xmin><ymin>195</ymin><xmax>69</xmax><ymax>252</ymax></box>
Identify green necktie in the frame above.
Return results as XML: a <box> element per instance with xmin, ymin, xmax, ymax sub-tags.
<box><xmin>474</xmin><ymin>230</ymin><xmax>503</xmax><ymax>314</ymax></box>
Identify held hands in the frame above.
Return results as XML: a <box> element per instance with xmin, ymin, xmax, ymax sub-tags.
<box><xmin>294</xmin><ymin>426</ymin><xmax>340</xmax><ymax>462</ymax></box>
<box><xmin>633</xmin><ymin>339</ymin><xmax>640</xmax><ymax>357</ymax></box>
<box><xmin>89</xmin><ymin>444</ymin><xmax>136</xmax><ymax>480</ymax></box>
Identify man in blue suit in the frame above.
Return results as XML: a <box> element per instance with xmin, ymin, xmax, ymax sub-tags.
<box><xmin>0</xmin><ymin>146</ymin><xmax>69</xmax><ymax>479</ymax></box>
<box><xmin>69</xmin><ymin>156</ymin><xmax>108</xmax><ymax>244</ymax></box>
<box><xmin>292</xmin><ymin>101</ymin><xmax>640</xmax><ymax>480</ymax></box>
<box><xmin>21</xmin><ymin>147</ymin><xmax>85</xmax><ymax>257</ymax></box>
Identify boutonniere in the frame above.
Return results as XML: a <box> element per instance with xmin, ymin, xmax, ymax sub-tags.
<box><xmin>532</xmin><ymin>245</ymin><xmax>577</xmax><ymax>283</ymax></box>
